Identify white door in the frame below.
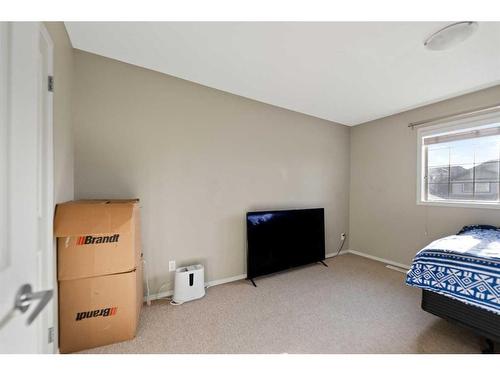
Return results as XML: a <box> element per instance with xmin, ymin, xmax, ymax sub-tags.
<box><xmin>0</xmin><ymin>22</ymin><xmax>55</xmax><ymax>354</ymax></box>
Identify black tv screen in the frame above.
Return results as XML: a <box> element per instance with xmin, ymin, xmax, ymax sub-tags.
<box><xmin>246</xmin><ymin>208</ymin><xmax>325</xmax><ymax>279</ymax></box>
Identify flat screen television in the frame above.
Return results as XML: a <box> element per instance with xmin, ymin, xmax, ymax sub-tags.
<box><xmin>246</xmin><ymin>208</ymin><xmax>325</xmax><ymax>280</ymax></box>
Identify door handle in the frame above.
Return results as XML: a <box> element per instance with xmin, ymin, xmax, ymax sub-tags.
<box><xmin>14</xmin><ymin>284</ymin><xmax>53</xmax><ymax>325</ymax></box>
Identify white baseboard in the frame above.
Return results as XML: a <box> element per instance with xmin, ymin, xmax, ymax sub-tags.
<box><xmin>146</xmin><ymin>290</ymin><xmax>173</xmax><ymax>302</ymax></box>
<box><xmin>385</xmin><ymin>265</ymin><xmax>409</xmax><ymax>274</ymax></box>
<box><xmin>206</xmin><ymin>273</ymin><xmax>247</xmax><ymax>288</ymax></box>
<box><xmin>145</xmin><ymin>273</ymin><xmax>247</xmax><ymax>302</ymax></box>
<box><xmin>144</xmin><ymin>249</ymin><xmax>408</xmax><ymax>303</ymax></box>
<box><xmin>146</xmin><ymin>251</ymin><xmax>350</xmax><ymax>302</ymax></box>
<box><xmin>346</xmin><ymin>249</ymin><xmax>410</xmax><ymax>270</ymax></box>
<box><xmin>325</xmin><ymin>249</ymin><xmax>349</xmax><ymax>258</ymax></box>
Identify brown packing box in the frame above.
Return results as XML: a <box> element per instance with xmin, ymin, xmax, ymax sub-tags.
<box><xmin>58</xmin><ymin>264</ymin><xmax>143</xmax><ymax>354</ymax></box>
<box><xmin>54</xmin><ymin>199</ymin><xmax>141</xmax><ymax>280</ymax></box>
<box><xmin>54</xmin><ymin>199</ymin><xmax>143</xmax><ymax>353</ymax></box>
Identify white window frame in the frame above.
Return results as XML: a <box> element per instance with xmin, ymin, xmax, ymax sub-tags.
<box><xmin>416</xmin><ymin>110</ymin><xmax>500</xmax><ymax>209</ymax></box>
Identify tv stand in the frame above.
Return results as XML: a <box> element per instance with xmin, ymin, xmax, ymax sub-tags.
<box><xmin>248</xmin><ymin>260</ymin><xmax>328</xmax><ymax>288</ymax></box>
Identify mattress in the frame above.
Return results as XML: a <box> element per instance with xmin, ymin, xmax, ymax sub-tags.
<box><xmin>406</xmin><ymin>225</ymin><xmax>500</xmax><ymax>315</ymax></box>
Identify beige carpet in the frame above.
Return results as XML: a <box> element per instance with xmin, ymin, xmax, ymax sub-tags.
<box><xmin>81</xmin><ymin>254</ymin><xmax>485</xmax><ymax>354</ymax></box>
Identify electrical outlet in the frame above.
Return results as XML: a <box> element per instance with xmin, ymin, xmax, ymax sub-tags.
<box><xmin>340</xmin><ymin>233</ymin><xmax>346</xmax><ymax>240</ymax></box>
<box><xmin>169</xmin><ymin>260</ymin><xmax>176</xmax><ymax>272</ymax></box>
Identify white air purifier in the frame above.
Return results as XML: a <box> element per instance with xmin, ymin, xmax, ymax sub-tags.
<box><xmin>173</xmin><ymin>264</ymin><xmax>205</xmax><ymax>304</ymax></box>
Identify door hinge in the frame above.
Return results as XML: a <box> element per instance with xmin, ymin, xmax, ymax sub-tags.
<box><xmin>48</xmin><ymin>326</ymin><xmax>54</xmax><ymax>343</ymax></box>
<box><xmin>48</xmin><ymin>75</ymin><xmax>54</xmax><ymax>92</ymax></box>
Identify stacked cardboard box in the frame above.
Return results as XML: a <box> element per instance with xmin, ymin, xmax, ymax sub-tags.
<box><xmin>54</xmin><ymin>199</ymin><xmax>143</xmax><ymax>353</ymax></box>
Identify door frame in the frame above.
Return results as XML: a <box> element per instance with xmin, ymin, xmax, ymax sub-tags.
<box><xmin>0</xmin><ymin>23</ymin><xmax>9</xmax><ymax>274</ymax></box>
<box><xmin>38</xmin><ymin>22</ymin><xmax>55</xmax><ymax>354</ymax></box>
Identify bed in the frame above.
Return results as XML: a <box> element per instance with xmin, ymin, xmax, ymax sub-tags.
<box><xmin>406</xmin><ymin>225</ymin><xmax>500</xmax><ymax>353</ymax></box>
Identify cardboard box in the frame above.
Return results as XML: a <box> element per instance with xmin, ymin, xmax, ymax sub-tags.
<box><xmin>55</xmin><ymin>199</ymin><xmax>143</xmax><ymax>353</ymax></box>
<box><xmin>58</xmin><ymin>264</ymin><xmax>143</xmax><ymax>353</ymax></box>
<box><xmin>54</xmin><ymin>199</ymin><xmax>141</xmax><ymax>280</ymax></box>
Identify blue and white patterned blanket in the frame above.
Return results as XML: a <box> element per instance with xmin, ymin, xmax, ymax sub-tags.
<box><xmin>406</xmin><ymin>225</ymin><xmax>500</xmax><ymax>315</ymax></box>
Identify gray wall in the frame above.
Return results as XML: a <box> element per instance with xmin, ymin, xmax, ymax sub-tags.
<box><xmin>72</xmin><ymin>50</ymin><xmax>351</xmax><ymax>294</ymax></box>
<box><xmin>349</xmin><ymin>85</ymin><xmax>500</xmax><ymax>266</ymax></box>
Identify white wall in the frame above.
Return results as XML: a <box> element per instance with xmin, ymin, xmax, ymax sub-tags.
<box><xmin>350</xmin><ymin>84</ymin><xmax>500</xmax><ymax>266</ymax></box>
<box><xmin>72</xmin><ymin>50</ymin><xmax>351</xmax><ymax>294</ymax></box>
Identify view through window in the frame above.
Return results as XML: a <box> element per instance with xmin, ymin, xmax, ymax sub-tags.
<box><xmin>424</xmin><ymin>130</ymin><xmax>500</xmax><ymax>204</ymax></box>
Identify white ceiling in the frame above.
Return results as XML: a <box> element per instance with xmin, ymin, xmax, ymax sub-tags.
<box><xmin>65</xmin><ymin>22</ymin><xmax>500</xmax><ymax>126</ymax></box>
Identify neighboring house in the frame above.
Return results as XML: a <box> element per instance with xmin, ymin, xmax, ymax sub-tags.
<box><xmin>428</xmin><ymin>160</ymin><xmax>499</xmax><ymax>201</ymax></box>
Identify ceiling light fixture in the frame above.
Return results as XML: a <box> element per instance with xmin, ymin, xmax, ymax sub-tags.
<box><xmin>424</xmin><ymin>21</ymin><xmax>478</xmax><ymax>51</ymax></box>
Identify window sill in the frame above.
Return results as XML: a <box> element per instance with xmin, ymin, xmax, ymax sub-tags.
<box><xmin>417</xmin><ymin>200</ymin><xmax>500</xmax><ymax>210</ymax></box>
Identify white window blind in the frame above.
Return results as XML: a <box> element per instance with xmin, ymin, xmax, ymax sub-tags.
<box><xmin>423</xmin><ymin>126</ymin><xmax>500</xmax><ymax>145</ymax></box>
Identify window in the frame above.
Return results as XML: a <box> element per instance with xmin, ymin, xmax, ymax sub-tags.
<box><xmin>417</xmin><ymin>112</ymin><xmax>500</xmax><ymax>208</ymax></box>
